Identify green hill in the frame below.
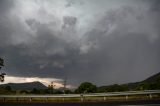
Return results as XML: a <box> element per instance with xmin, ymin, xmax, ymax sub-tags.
<box><xmin>143</xmin><ymin>72</ymin><xmax>160</xmax><ymax>83</ymax></box>
<box><xmin>98</xmin><ymin>72</ymin><xmax>160</xmax><ymax>92</ymax></box>
<box><xmin>0</xmin><ymin>81</ymin><xmax>47</xmax><ymax>90</ymax></box>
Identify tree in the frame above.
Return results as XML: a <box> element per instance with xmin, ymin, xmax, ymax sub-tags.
<box><xmin>30</xmin><ymin>88</ymin><xmax>40</xmax><ymax>94</ymax></box>
<box><xmin>75</xmin><ymin>82</ymin><xmax>97</xmax><ymax>93</ymax></box>
<box><xmin>5</xmin><ymin>86</ymin><xmax>12</xmax><ymax>91</ymax></box>
<box><xmin>65</xmin><ymin>89</ymin><xmax>73</xmax><ymax>94</ymax></box>
<box><xmin>135</xmin><ymin>82</ymin><xmax>150</xmax><ymax>90</ymax></box>
<box><xmin>0</xmin><ymin>57</ymin><xmax>6</xmax><ymax>82</ymax></box>
<box><xmin>105</xmin><ymin>84</ymin><xmax>129</xmax><ymax>92</ymax></box>
<box><xmin>20</xmin><ymin>90</ymin><xmax>29</xmax><ymax>94</ymax></box>
<box><xmin>0</xmin><ymin>58</ymin><xmax>4</xmax><ymax>67</ymax></box>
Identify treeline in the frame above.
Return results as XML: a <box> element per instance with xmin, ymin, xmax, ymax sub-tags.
<box><xmin>0</xmin><ymin>86</ymin><xmax>72</xmax><ymax>94</ymax></box>
<box><xmin>1</xmin><ymin>79</ymin><xmax>160</xmax><ymax>95</ymax></box>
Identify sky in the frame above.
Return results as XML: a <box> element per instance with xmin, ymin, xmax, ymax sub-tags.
<box><xmin>0</xmin><ymin>0</ymin><xmax>160</xmax><ymax>88</ymax></box>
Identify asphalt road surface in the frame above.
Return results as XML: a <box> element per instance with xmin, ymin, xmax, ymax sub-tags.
<box><xmin>0</xmin><ymin>99</ymin><xmax>160</xmax><ymax>106</ymax></box>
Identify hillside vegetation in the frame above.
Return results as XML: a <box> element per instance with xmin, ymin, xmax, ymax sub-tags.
<box><xmin>0</xmin><ymin>72</ymin><xmax>160</xmax><ymax>94</ymax></box>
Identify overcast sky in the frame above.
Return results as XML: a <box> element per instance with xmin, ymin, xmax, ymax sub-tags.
<box><xmin>0</xmin><ymin>0</ymin><xmax>160</xmax><ymax>87</ymax></box>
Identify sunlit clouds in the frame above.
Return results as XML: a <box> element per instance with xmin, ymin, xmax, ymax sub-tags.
<box><xmin>3</xmin><ymin>75</ymin><xmax>69</xmax><ymax>88</ymax></box>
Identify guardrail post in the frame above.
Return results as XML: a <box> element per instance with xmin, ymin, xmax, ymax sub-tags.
<box><xmin>3</xmin><ymin>98</ymin><xmax>5</xmax><ymax>102</ymax></box>
<box><xmin>81</xmin><ymin>97</ymin><xmax>84</xmax><ymax>102</ymax></box>
<box><xmin>29</xmin><ymin>98</ymin><xmax>32</xmax><ymax>102</ymax></box>
<box><xmin>80</xmin><ymin>94</ymin><xmax>84</xmax><ymax>102</ymax></box>
<box><xmin>125</xmin><ymin>95</ymin><xmax>128</xmax><ymax>100</ymax></box>
<box><xmin>103</xmin><ymin>96</ymin><xmax>106</xmax><ymax>101</ymax></box>
<box><xmin>46</xmin><ymin>97</ymin><xmax>48</xmax><ymax>102</ymax></box>
<box><xmin>16</xmin><ymin>97</ymin><xmax>18</xmax><ymax>102</ymax></box>
<box><xmin>149</xmin><ymin>94</ymin><xmax>152</xmax><ymax>99</ymax></box>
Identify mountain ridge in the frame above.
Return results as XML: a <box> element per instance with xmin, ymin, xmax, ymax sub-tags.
<box><xmin>98</xmin><ymin>72</ymin><xmax>160</xmax><ymax>92</ymax></box>
<box><xmin>0</xmin><ymin>72</ymin><xmax>160</xmax><ymax>92</ymax></box>
<box><xmin>0</xmin><ymin>81</ymin><xmax>47</xmax><ymax>90</ymax></box>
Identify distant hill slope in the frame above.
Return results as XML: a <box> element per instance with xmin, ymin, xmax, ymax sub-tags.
<box><xmin>98</xmin><ymin>72</ymin><xmax>160</xmax><ymax>92</ymax></box>
<box><xmin>142</xmin><ymin>72</ymin><xmax>160</xmax><ymax>83</ymax></box>
<box><xmin>0</xmin><ymin>81</ymin><xmax>47</xmax><ymax>90</ymax></box>
<box><xmin>124</xmin><ymin>72</ymin><xmax>160</xmax><ymax>90</ymax></box>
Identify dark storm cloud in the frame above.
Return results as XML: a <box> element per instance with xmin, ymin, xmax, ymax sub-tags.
<box><xmin>65</xmin><ymin>0</ymin><xmax>84</xmax><ymax>8</ymax></box>
<box><xmin>62</xmin><ymin>16</ymin><xmax>77</xmax><ymax>29</ymax></box>
<box><xmin>149</xmin><ymin>0</ymin><xmax>160</xmax><ymax>12</ymax></box>
<box><xmin>77</xmin><ymin>4</ymin><xmax>160</xmax><ymax>85</ymax></box>
<box><xmin>0</xmin><ymin>0</ymin><xmax>14</xmax><ymax>45</ymax></box>
<box><xmin>0</xmin><ymin>0</ymin><xmax>14</xmax><ymax>13</ymax></box>
<box><xmin>0</xmin><ymin>0</ymin><xmax>160</xmax><ymax>86</ymax></box>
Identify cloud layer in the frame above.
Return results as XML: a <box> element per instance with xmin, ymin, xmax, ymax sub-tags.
<box><xmin>0</xmin><ymin>0</ymin><xmax>160</xmax><ymax>86</ymax></box>
<box><xmin>3</xmin><ymin>75</ymin><xmax>66</xmax><ymax>88</ymax></box>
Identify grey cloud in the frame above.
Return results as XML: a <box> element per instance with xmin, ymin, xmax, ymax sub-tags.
<box><xmin>0</xmin><ymin>0</ymin><xmax>14</xmax><ymax>46</ymax></box>
<box><xmin>65</xmin><ymin>0</ymin><xmax>84</xmax><ymax>8</ymax></box>
<box><xmin>74</xmin><ymin>5</ymin><xmax>160</xmax><ymax>85</ymax></box>
<box><xmin>0</xmin><ymin>0</ymin><xmax>14</xmax><ymax>14</ymax></box>
<box><xmin>62</xmin><ymin>16</ymin><xmax>77</xmax><ymax>29</ymax></box>
<box><xmin>0</xmin><ymin>0</ymin><xmax>160</xmax><ymax>86</ymax></box>
<box><xmin>149</xmin><ymin>0</ymin><xmax>160</xmax><ymax>12</ymax></box>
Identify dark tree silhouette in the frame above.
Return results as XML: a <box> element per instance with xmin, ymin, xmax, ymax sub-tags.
<box><xmin>0</xmin><ymin>58</ymin><xmax>4</xmax><ymax>66</ymax></box>
<box><xmin>0</xmin><ymin>57</ymin><xmax>6</xmax><ymax>82</ymax></box>
<box><xmin>5</xmin><ymin>85</ymin><xmax>12</xmax><ymax>91</ymax></box>
<box><xmin>75</xmin><ymin>82</ymin><xmax>97</xmax><ymax>93</ymax></box>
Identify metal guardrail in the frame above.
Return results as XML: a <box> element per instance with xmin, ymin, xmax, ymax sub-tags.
<box><xmin>0</xmin><ymin>90</ymin><xmax>160</xmax><ymax>98</ymax></box>
<box><xmin>0</xmin><ymin>90</ymin><xmax>159</xmax><ymax>102</ymax></box>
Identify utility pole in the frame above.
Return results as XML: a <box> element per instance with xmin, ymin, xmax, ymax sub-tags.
<box><xmin>63</xmin><ymin>77</ymin><xmax>67</xmax><ymax>94</ymax></box>
<box><xmin>48</xmin><ymin>81</ymin><xmax>55</xmax><ymax>94</ymax></box>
